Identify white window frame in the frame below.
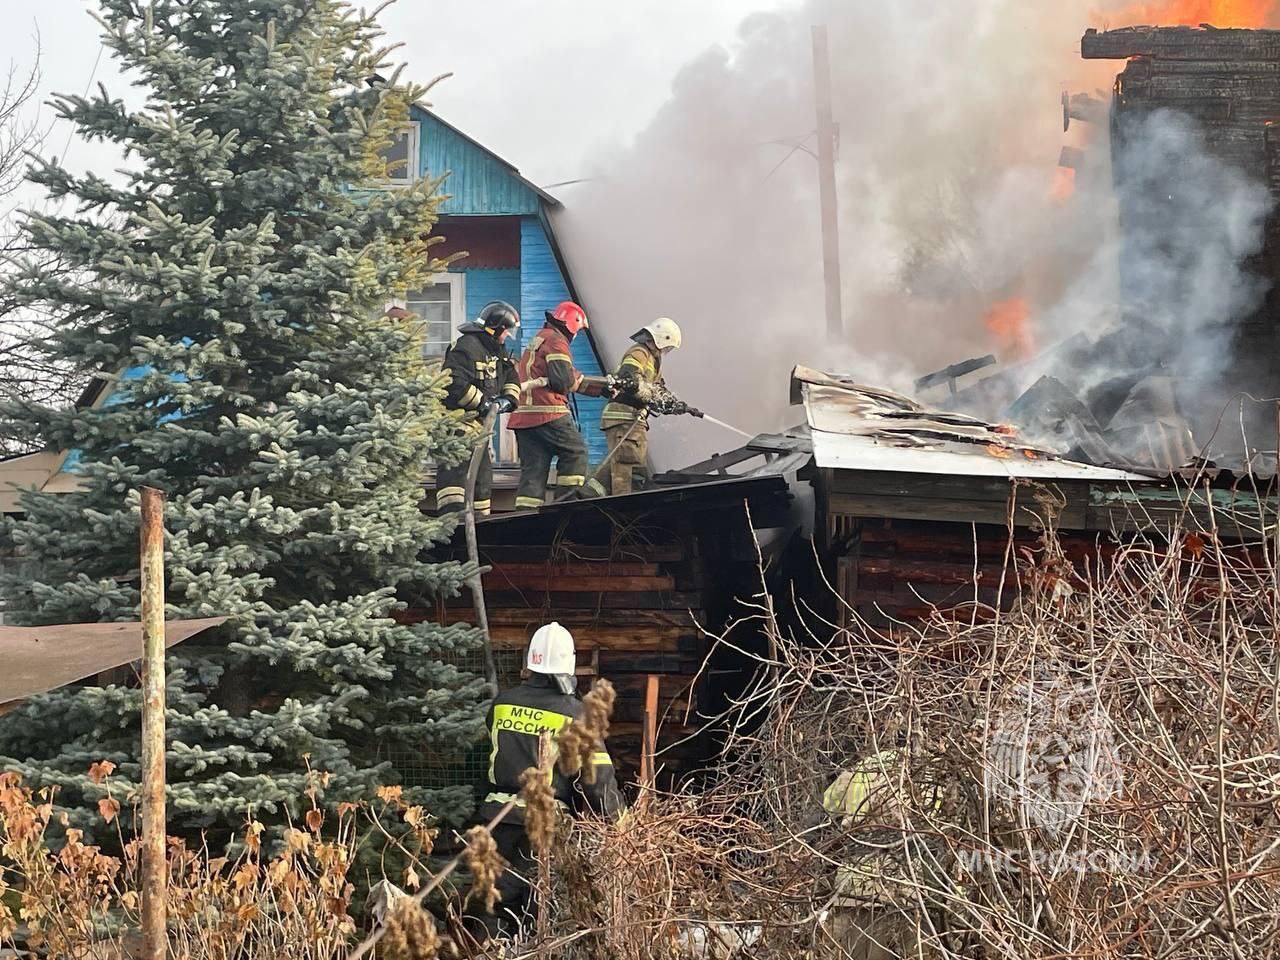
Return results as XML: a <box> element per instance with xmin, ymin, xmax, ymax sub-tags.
<box><xmin>380</xmin><ymin>121</ymin><xmax>421</xmax><ymax>187</ymax></box>
<box><xmin>387</xmin><ymin>272</ymin><xmax>466</xmax><ymax>359</ymax></box>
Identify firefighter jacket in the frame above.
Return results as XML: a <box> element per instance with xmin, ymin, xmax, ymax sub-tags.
<box><xmin>601</xmin><ymin>341</ymin><xmax>662</xmax><ymax>429</ymax></box>
<box><xmin>442</xmin><ymin>327</ymin><xmax>521</xmax><ymax>414</ymax></box>
<box><xmin>480</xmin><ymin>674</ymin><xmax>625</xmax><ymax>825</ymax></box>
<box><xmin>506</xmin><ymin>320</ymin><xmax>607</xmax><ymax>431</ymax></box>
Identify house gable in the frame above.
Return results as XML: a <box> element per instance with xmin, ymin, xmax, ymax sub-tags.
<box><xmin>411</xmin><ymin>106</ymin><xmax>552</xmax><ymax>217</ymax></box>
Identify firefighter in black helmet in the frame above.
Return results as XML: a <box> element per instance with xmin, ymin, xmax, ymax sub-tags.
<box><xmin>437</xmin><ymin>301</ymin><xmax>522</xmax><ymax>517</ymax></box>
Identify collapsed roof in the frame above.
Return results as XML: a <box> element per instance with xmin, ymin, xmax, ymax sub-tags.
<box><xmin>790</xmin><ymin>366</ymin><xmax>1147</xmax><ymax>482</ymax></box>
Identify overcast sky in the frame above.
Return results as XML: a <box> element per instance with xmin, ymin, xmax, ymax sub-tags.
<box><xmin>0</xmin><ymin>0</ymin><xmax>794</xmax><ymax>191</ymax></box>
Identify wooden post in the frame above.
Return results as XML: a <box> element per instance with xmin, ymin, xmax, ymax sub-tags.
<box><xmin>640</xmin><ymin>674</ymin><xmax>659</xmax><ymax>801</ymax></box>
<box><xmin>139</xmin><ymin>487</ymin><xmax>168</xmax><ymax>960</ymax></box>
<box><xmin>464</xmin><ymin>410</ymin><xmax>499</xmax><ymax>693</ymax></box>
<box><xmin>812</xmin><ymin>24</ymin><xmax>844</xmax><ymax>339</ymax></box>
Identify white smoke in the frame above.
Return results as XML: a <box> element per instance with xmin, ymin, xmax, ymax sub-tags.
<box><xmin>552</xmin><ymin>0</ymin><xmax>1275</xmax><ymax>469</ymax></box>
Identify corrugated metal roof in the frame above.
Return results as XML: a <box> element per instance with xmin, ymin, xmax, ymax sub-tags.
<box><xmin>793</xmin><ymin>366</ymin><xmax>1147</xmax><ymax>482</ymax></box>
<box><xmin>810</xmin><ymin>431</ymin><xmax>1147</xmax><ymax>481</ymax></box>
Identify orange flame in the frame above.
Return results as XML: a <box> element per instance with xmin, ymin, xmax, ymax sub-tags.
<box><xmin>1106</xmin><ymin>0</ymin><xmax>1273</xmax><ymax>27</ymax></box>
<box><xmin>985</xmin><ymin>297</ymin><xmax>1035</xmax><ymax>361</ymax></box>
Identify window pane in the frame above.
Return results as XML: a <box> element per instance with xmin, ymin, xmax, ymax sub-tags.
<box><xmin>407</xmin><ymin>283</ymin><xmax>451</xmax><ymax>305</ymax></box>
<box><xmin>410</xmin><ymin>299</ymin><xmax>452</xmax><ymax>359</ymax></box>
<box><xmin>379</xmin><ymin>128</ymin><xmax>413</xmax><ymax>181</ymax></box>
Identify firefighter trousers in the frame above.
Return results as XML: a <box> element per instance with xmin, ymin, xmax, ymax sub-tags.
<box><xmin>513</xmin><ymin>417</ymin><xmax>604</xmax><ymax>510</ymax></box>
<box><xmin>602</xmin><ymin>422</ymin><xmax>649</xmax><ymax>495</ymax></box>
<box><xmin>436</xmin><ymin>444</ymin><xmax>492</xmax><ymax>517</ymax></box>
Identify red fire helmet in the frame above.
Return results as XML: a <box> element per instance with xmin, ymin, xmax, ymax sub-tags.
<box><xmin>546</xmin><ymin>301</ymin><xmax>589</xmax><ymax>337</ymax></box>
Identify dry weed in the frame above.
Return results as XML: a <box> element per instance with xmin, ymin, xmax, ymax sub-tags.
<box><xmin>518</xmin><ymin>767</ymin><xmax>557</xmax><ymax>855</ymax></box>
<box><xmin>461</xmin><ymin>825</ymin><xmax>506</xmax><ymax>914</ymax></box>
<box><xmin>557</xmin><ymin>680</ymin><xmax>616</xmax><ymax>785</ymax></box>
<box><xmin>380</xmin><ymin>899</ymin><xmax>440</xmax><ymax>960</ymax></box>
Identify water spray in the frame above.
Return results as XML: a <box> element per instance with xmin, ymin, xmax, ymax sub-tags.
<box><xmin>698</xmin><ymin>413</ymin><xmax>754</xmax><ymax>441</ymax></box>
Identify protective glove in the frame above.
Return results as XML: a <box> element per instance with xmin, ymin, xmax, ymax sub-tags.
<box><xmin>686</xmin><ymin>407</ymin><xmax>705</xmax><ymax>419</ymax></box>
<box><xmin>493</xmin><ymin>395</ymin><xmax>517</xmax><ymax>415</ymax></box>
<box><xmin>476</xmin><ymin>397</ymin><xmax>494</xmax><ymax>416</ymax></box>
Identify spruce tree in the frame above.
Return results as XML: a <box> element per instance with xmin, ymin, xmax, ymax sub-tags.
<box><xmin>0</xmin><ymin>0</ymin><xmax>486</xmax><ymax>835</ymax></box>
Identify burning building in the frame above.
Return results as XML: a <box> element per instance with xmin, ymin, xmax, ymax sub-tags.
<box><xmin>952</xmin><ymin>24</ymin><xmax>1280</xmax><ymax>474</ymax></box>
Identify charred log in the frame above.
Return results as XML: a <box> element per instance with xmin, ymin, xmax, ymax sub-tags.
<box><xmin>1083</xmin><ymin>25</ymin><xmax>1280</xmax><ymax>61</ymax></box>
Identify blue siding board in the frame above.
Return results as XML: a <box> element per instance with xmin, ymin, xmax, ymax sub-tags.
<box><xmin>413</xmin><ymin>108</ymin><xmax>541</xmax><ymax>217</ymax></box>
<box><xmin>519</xmin><ymin>217</ymin><xmax>608</xmax><ymax>465</ymax></box>
<box><xmin>457</xmin><ymin>268</ymin><xmax>521</xmax><ymax>328</ymax></box>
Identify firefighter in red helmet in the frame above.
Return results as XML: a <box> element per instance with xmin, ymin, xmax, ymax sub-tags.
<box><xmin>506</xmin><ymin>301</ymin><xmax>610</xmax><ymax>510</ymax></box>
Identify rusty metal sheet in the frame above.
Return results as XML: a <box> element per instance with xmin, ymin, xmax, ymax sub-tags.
<box><xmin>790</xmin><ymin>365</ymin><xmax>1147</xmax><ymax>482</ymax></box>
<box><xmin>0</xmin><ymin>617</ymin><xmax>227</xmax><ymax>704</ymax></box>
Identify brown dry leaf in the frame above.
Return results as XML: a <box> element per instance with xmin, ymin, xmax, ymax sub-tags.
<box><xmin>119</xmin><ymin>890</ymin><xmax>139</xmax><ymax>912</ymax></box>
<box><xmin>88</xmin><ymin>760</ymin><xmax>116</xmax><ymax>785</ymax></box>
<box><xmin>98</xmin><ymin>797</ymin><xmax>121</xmax><ymax>824</ymax></box>
<box><xmin>244</xmin><ymin>819</ymin><xmax>264</xmax><ymax>853</ymax></box>
<box><xmin>404</xmin><ymin>805</ymin><xmax>426</xmax><ymax>828</ymax></box>
<box><xmin>1185</xmin><ymin>533</ymin><xmax>1207</xmax><ymax>558</ymax></box>
<box><xmin>232</xmin><ymin>863</ymin><xmax>257</xmax><ymax>892</ymax></box>
<box><xmin>305</xmin><ymin>807</ymin><xmax>324</xmax><ymax>834</ymax></box>
<box><xmin>284</xmin><ymin>828</ymin><xmax>311</xmax><ymax>854</ymax></box>
<box><xmin>376</xmin><ymin>784</ymin><xmax>405</xmax><ymax>807</ymax></box>
<box><xmin>337</xmin><ymin>801</ymin><xmax>358</xmax><ymax>818</ymax></box>
<box><xmin>403</xmin><ymin>865</ymin><xmax>421</xmax><ymax>891</ymax></box>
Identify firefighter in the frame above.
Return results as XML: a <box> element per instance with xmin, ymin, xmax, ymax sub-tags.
<box><xmin>820</xmin><ymin>750</ymin><xmax>950</xmax><ymax>959</ymax></box>
<box><xmin>478</xmin><ymin>622</ymin><xmax>625</xmax><ymax>936</ymax></box>
<box><xmin>436</xmin><ymin>301</ymin><xmax>522</xmax><ymax>517</ymax></box>
<box><xmin>598</xmin><ymin>317</ymin><xmax>687</xmax><ymax>495</ymax></box>
<box><xmin>506</xmin><ymin>301</ymin><xmax>610</xmax><ymax>510</ymax></box>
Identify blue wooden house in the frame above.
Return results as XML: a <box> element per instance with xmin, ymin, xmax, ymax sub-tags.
<box><xmin>381</xmin><ymin>106</ymin><xmax>610</xmax><ymax>491</ymax></box>
<box><xmin>0</xmin><ymin>106</ymin><xmax>612</xmax><ymax>515</ymax></box>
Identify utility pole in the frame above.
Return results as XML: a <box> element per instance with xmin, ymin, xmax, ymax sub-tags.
<box><xmin>812</xmin><ymin>25</ymin><xmax>844</xmax><ymax>339</ymax></box>
<box><xmin>139</xmin><ymin>487</ymin><xmax>168</xmax><ymax>960</ymax></box>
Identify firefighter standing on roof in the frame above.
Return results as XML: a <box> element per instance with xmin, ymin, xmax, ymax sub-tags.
<box><xmin>506</xmin><ymin>301</ymin><xmax>610</xmax><ymax>509</ymax></box>
<box><xmin>476</xmin><ymin>621</ymin><xmax>625</xmax><ymax>937</ymax></box>
<box><xmin>436</xmin><ymin>301</ymin><xmax>522</xmax><ymax>517</ymax></box>
<box><xmin>599</xmin><ymin>317</ymin><xmax>686</xmax><ymax>495</ymax></box>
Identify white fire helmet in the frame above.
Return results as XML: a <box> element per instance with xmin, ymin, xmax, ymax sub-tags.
<box><xmin>637</xmin><ymin>317</ymin><xmax>682</xmax><ymax>353</ymax></box>
<box><xmin>527</xmin><ymin>621</ymin><xmax>577</xmax><ymax>677</ymax></box>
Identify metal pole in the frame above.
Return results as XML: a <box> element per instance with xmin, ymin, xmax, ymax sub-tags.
<box><xmin>812</xmin><ymin>25</ymin><xmax>844</xmax><ymax>339</ymax></box>
<box><xmin>139</xmin><ymin>487</ymin><xmax>168</xmax><ymax>960</ymax></box>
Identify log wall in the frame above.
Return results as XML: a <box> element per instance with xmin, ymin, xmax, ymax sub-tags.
<box><xmin>405</xmin><ymin>478</ymin><xmax>794</xmax><ymax>795</ymax></box>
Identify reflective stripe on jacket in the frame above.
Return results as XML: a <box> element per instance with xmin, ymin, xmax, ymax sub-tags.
<box><xmin>480</xmin><ymin>674</ymin><xmax>625</xmax><ymax>824</ymax></box>
<box><xmin>507</xmin><ymin>321</ymin><xmax>606</xmax><ymax>430</ymax></box>
<box><xmin>442</xmin><ymin>329</ymin><xmax>520</xmax><ymax>413</ymax></box>
<box><xmin>601</xmin><ymin>342</ymin><xmax>661</xmax><ymax>428</ymax></box>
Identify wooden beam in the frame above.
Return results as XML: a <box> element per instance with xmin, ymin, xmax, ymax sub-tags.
<box><xmin>445</xmin><ymin>590</ymin><xmax>703</xmax><ymax>611</ymax></box>
<box><xmin>480</xmin><ymin>561</ymin><xmax>662</xmax><ymax>577</ymax></box>
<box><xmin>481</xmin><ymin>574</ymin><xmax>678</xmax><ymax>593</ymax></box>
<box><xmin>640</xmin><ymin>674</ymin><xmax>659</xmax><ymax>799</ymax></box>
<box><xmin>1083</xmin><ymin>26</ymin><xmax>1280</xmax><ymax>61</ymax></box>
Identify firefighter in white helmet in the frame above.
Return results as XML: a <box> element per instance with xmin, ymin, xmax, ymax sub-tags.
<box><xmin>476</xmin><ymin>622</ymin><xmax>624</xmax><ymax>936</ymax></box>
<box><xmin>598</xmin><ymin>318</ymin><xmax>698</xmax><ymax>495</ymax></box>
